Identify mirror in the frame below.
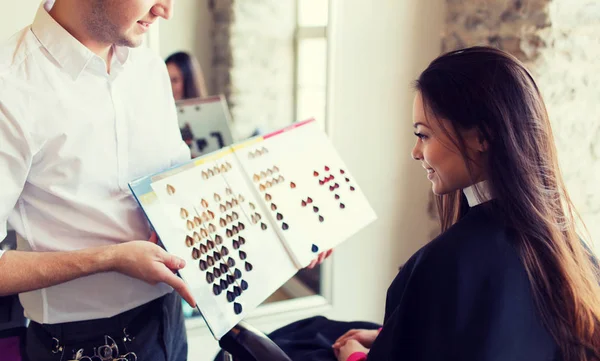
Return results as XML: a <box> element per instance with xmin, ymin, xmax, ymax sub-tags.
<box><xmin>154</xmin><ymin>0</ymin><xmax>332</xmax><ymax>321</ymax></box>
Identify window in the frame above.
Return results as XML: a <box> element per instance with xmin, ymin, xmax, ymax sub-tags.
<box><xmin>294</xmin><ymin>0</ymin><xmax>330</xmax><ymax>129</ymax></box>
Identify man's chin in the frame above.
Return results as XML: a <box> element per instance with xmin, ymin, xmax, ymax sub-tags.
<box><xmin>115</xmin><ymin>35</ymin><xmax>144</xmax><ymax>48</ymax></box>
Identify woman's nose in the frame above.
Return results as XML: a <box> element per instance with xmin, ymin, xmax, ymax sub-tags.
<box><xmin>411</xmin><ymin>140</ymin><xmax>422</xmax><ymax>161</ymax></box>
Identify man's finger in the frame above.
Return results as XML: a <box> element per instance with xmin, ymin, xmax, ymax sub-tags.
<box><xmin>161</xmin><ymin>251</ymin><xmax>186</xmax><ymax>271</ymax></box>
<box><xmin>164</xmin><ymin>271</ymin><xmax>196</xmax><ymax>307</ymax></box>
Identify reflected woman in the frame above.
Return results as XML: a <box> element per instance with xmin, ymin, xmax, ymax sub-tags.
<box><xmin>165</xmin><ymin>51</ymin><xmax>208</xmax><ymax>101</ymax></box>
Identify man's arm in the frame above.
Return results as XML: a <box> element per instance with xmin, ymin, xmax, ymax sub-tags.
<box><xmin>0</xmin><ymin>234</ymin><xmax>196</xmax><ymax>307</ymax></box>
<box><xmin>0</xmin><ymin>244</ymin><xmax>114</xmax><ymax>295</ymax></box>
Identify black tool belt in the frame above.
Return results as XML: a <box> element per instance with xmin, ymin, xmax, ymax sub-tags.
<box><xmin>30</xmin><ymin>295</ymin><xmax>165</xmax><ymax>361</ymax></box>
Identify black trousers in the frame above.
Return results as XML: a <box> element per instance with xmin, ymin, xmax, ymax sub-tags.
<box><xmin>25</xmin><ymin>292</ymin><xmax>188</xmax><ymax>361</ymax></box>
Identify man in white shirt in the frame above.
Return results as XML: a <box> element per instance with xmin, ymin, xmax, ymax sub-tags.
<box><xmin>0</xmin><ymin>0</ymin><xmax>333</xmax><ymax>359</ymax></box>
<box><xmin>0</xmin><ymin>0</ymin><xmax>196</xmax><ymax>359</ymax></box>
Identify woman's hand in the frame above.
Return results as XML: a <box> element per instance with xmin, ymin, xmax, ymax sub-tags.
<box><xmin>334</xmin><ymin>339</ymin><xmax>369</xmax><ymax>361</ymax></box>
<box><xmin>307</xmin><ymin>249</ymin><xmax>334</xmax><ymax>269</ymax></box>
<box><xmin>333</xmin><ymin>328</ymin><xmax>379</xmax><ymax>349</ymax></box>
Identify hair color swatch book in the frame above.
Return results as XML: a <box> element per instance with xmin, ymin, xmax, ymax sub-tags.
<box><xmin>129</xmin><ymin>118</ymin><xmax>377</xmax><ymax>340</ymax></box>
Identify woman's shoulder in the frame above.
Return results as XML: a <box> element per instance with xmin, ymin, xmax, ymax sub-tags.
<box><xmin>407</xmin><ymin>202</ymin><xmax>524</xmax><ymax>282</ymax></box>
<box><xmin>384</xmin><ymin>202</ymin><xmax>537</xmax><ymax>323</ymax></box>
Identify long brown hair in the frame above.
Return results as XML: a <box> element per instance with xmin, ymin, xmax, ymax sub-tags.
<box><xmin>415</xmin><ymin>46</ymin><xmax>600</xmax><ymax>360</ymax></box>
<box><xmin>165</xmin><ymin>51</ymin><xmax>208</xmax><ymax>99</ymax></box>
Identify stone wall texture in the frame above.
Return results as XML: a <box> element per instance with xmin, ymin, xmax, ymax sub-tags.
<box><xmin>211</xmin><ymin>0</ymin><xmax>295</xmax><ymax>139</ymax></box>
<box><xmin>443</xmin><ymin>0</ymin><xmax>600</xmax><ymax>247</ymax></box>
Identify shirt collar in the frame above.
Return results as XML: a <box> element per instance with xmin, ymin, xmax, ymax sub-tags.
<box><xmin>31</xmin><ymin>0</ymin><xmax>130</xmax><ymax>80</ymax></box>
<box><xmin>463</xmin><ymin>180</ymin><xmax>493</xmax><ymax>207</ymax></box>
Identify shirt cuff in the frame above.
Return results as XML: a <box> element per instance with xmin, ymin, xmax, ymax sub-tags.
<box><xmin>0</xmin><ymin>249</ymin><xmax>4</xmax><ymax>259</ymax></box>
<box><xmin>347</xmin><ymin>352</ymin><xmax>368</xmax><ymax>361</ymax></box>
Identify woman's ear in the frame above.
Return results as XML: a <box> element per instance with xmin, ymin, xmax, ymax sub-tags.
<box><xmin>464</xmin><ymin>128</ymin><xmax>488</xmax><ymax>153</ymax></box>
<box><xmin>477</xmin><ymin>133</ymin><xmax>489</xmax><ymax>153</ymax></box>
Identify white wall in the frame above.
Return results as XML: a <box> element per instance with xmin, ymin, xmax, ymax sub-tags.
<box><xmin>325</xmin><ymin>0</ymin><xmax>444</xmax><ymax>323</ymax></box>
<box><xmin>159</xmin><ymin>0</ymin><xmax>214</xmax><ymax>95</ymax></box>
<box><xmin>0</xmin><ymin>1</ymin><xmax>39</xmax><ymax>40</ymax></box>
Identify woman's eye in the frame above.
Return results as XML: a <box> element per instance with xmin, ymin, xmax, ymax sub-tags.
<box><xmin>414</xmin><ymin>132</ymin><xmax>427</xmax><ymax>140</ymax></box>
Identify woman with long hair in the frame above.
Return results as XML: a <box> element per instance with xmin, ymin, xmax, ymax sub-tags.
<box><xmin>334</xmin><ymin>45</ymin><xmax>600</xmax><ymax>361</ymax></box>
<box><xmin>165</xmin><ymin>51</ymin><xmax>208</xmax><ymax>100</ymax></box>
<box><xmin>165</xmin><ymin>51</ymin><xmax>209</xmax><ymax>159</ymax></box>
<box><xmin>267</xmin><ymin>46</ymin><xmax>600</xmax><ymax>361</ymax></box>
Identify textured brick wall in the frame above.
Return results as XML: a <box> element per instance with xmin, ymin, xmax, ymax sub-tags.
<box><xmin>534</xmin><ymin>0</ymin><xmax>600</xmax><ymax>246</ymax></box>
<box><xmin>211</xmin><ymin>0</ymin><xmax>295</xmax><ymax>139</ymax></box>
<box><xmin>443</xmin><ymin>0</ymin><xmax>550</xmax><ymax>60</ymax></box>
<box><xmin>443</xmin><ymin>0</ymin><xmax>600</xmax><ymax>246</ymax></box>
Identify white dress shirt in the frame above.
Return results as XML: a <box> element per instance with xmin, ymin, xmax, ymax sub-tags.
<box><xmin>0</xmin><ymin>1</ymin><xmax>190</xmax><ymax>324</ymax></box>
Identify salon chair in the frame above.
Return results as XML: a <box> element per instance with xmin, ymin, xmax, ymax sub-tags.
<box><xmin>217</xmin><ymin>321</ymin><xmax>291</xmax><ymax>361</ymax></box>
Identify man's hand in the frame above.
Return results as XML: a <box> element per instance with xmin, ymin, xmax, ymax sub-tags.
<box><xmin>111</xmin><ymin>233</ymin><xmax>196</xmax><ymax>308</ymax></box>
<box><xmin>307</xmin><ymin>249</ymin><xmax>333</xmax><ymax>269</ymax></box>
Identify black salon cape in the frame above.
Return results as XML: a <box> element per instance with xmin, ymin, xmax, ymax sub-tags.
<box><xmin>366</xmin><ymin>201</ymin><xmax>558</xmax><ymax>360</ymax></box>
<box><xmin>262</xmin><ymin>202</ymin><xmax>558</xmax><ymax>361</ymax></box>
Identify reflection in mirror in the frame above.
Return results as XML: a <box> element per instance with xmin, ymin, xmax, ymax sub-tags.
<box><xmin>157</xmin><ymin>0</ymin><xmax>331</xmax><ymax>321</ymax></box>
